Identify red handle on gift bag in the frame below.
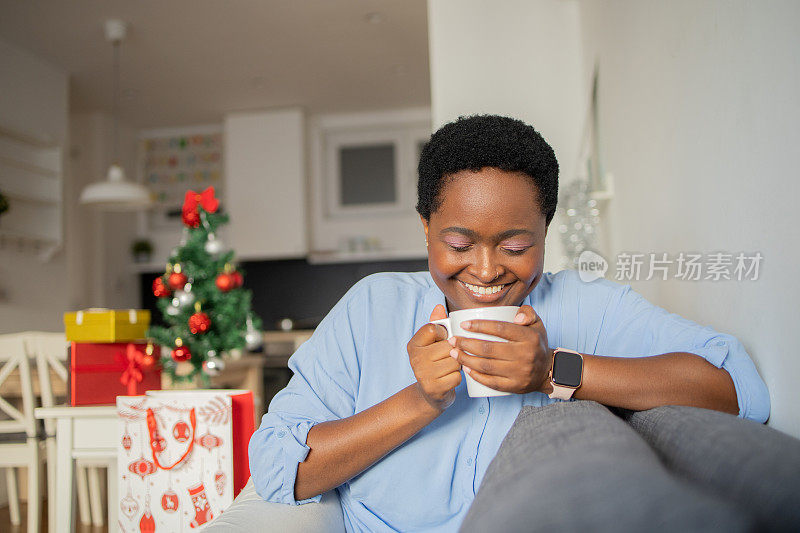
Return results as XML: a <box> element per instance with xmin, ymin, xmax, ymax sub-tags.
<box><xmin>146</xmin><ymin>407</ymin><xmax>196</xmax><ymax>470</ymax></box>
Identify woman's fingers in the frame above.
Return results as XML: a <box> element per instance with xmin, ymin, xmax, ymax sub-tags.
<box><xmin>514</xmin><ymin>305</ymin><xmax>538</xmax><ymax>325</ymax></box>
<box><xmin>409</xmin><ymin>323</ymin><xmax>448</xmax><ymax>348</ymax></box>
<box><xmin>452</xmin><ymin>348</ymin><xmax>515</xmax><ymax>376</ymax></box>
<box><xmin>462</xmin><ymin>366</ymin><xmax>513</xmax><ymax>392</ymax></box>
<box><xmin>431</xmin><ymin>355</ymin><xmax>462</xmax><ymax>379</ymax></box>
<box><xmin>460</xmin><ymin>319</ymin><xmax>529</xmax><ymax>341</ymax></box>
<box><xmin>429</xmin><ymin>304</ymin><xmax>448</xmax><ymax>322</ymax></box>
<box><xmin>451</xmin><ymin>335</ymin><xmax>533</xmax><ymax>361</ymax></box>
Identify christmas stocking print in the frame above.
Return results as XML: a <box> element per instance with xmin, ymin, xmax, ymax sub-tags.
<box><xmin>188</xmin><ymin>482</ymin><xmax>213</xmax><ymax>528</ymax></box>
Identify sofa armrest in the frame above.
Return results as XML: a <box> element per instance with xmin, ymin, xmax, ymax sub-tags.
<box><xmin>205</xmin><ymin>478</ymin><xmax>345</xmax><ymax>532</ymax></box>
<box><xmin>620</xmin><ymin>405</ymin><xmax>800</xmax><ymax>531</ymax></box>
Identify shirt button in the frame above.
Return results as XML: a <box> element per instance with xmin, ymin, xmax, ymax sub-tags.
<box><xmin>478</xmin><ymin>406</ymin><xmax>486</xmax><ymax>415</ymax></box>
<box><xmin>466</xmin><ymin>457</ymin><xmax>473</xmax><ymax>466</ymax></box>
<box><xmin>277</xmin><ymin>430</ymin><xmax>286</xmax><ymax>438</ymax></box>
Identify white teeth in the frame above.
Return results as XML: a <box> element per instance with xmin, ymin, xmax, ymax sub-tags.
<box><xmin>462</xmin><ymin>282</ymin><xmax>505</xmax><ymax>295</ymax></box>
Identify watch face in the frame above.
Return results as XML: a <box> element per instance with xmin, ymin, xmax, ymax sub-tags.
<box><xmin>552</xmin><ymin>351</ymin><xmax>583</xmax><ymax>388</ymax></box>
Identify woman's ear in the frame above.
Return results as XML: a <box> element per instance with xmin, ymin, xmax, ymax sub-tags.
<box><xmin>420</xmin><ymin>215</ymin><xmax>430</xmax><ymax>246</ymax></box>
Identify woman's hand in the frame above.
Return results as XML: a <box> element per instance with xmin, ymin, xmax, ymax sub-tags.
<box><xmin>450</xmin><ymin>305</ymin><xmax>553</xmax><ymax>395</ymax></box>
<box><xmin>407</xmin><ymin>304</ymin><xmax>463</xmax><ymax>413</ymax></box>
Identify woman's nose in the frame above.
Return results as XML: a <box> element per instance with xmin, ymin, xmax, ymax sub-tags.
<box><xmin>474</xmin><ymin>247</ymin><xmax>503</xmax><ymax>283</ymax></box>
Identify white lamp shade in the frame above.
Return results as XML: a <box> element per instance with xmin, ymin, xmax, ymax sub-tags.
<box><xmin>80</xmin><ymin>164</ymin><xmax>154</xmax><ymax>211</ymax></box>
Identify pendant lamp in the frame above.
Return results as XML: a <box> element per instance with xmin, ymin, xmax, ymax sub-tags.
<box><xmin>80</xmin><ymin>19</ymin><xmax>153</xmax><ymax>211</ymax></box>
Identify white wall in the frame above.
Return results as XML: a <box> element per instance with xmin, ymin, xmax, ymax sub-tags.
<box><xmin>0</xmin><ymin>38</ymin><xmax>69</xmax><ymax>333</ymax></box>
<box><xmin>0</xmin><ymin>37</ymin><xmax>67</xmax><ymax>508</ymax></box>
<box><xmin>579</xmin><ymin>0</ymin><xmax>800</xmax><ymax>437</ymax></box>
<box><xmin>428</xmin><ymin>0</ymin><xmax>800</xmax><ymax>437</ymax></box>
<box><xmin>69</xmin><ymin>112</ymin><xmax>140</xmax><ymax>309</ymax></box>
<box><xmin>427</xmin><ymin>0</ymin><xmax>585</xmax><ymax>273</ymax></box>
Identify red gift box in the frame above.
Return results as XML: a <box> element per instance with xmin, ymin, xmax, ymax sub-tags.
<box><xmin>70</xmin><ymin>342</ymin><xmax>162</xmax><ymax>405</ymax></box>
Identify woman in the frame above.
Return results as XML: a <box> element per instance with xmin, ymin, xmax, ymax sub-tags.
<box><xmin>248</xmin><ymin>115</ymin><xmax>769</xmax><ymax>532</ymax></box>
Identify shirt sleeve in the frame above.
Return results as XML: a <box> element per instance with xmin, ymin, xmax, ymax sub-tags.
<box><xmin>248</xmin><ymin>293</ymin><xmax>363</xmax><ymax>505</ymax></box>
<box><xmin>596</xmin><ymin>284</ymin><xmax>770</xmax><ymax>423</ymax></box>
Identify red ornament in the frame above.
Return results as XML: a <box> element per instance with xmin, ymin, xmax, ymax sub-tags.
<box><xmin>152</xmin><ymin>432</ymin><xmax>167</xmax><ymax>452</ymax></box>
<box><xmin>141</xmin><ymin>344</ymin><xmax>158</xmax><ymax>370</ymax></box>
<box><xmin>195</xmin><ymin>430</ymin><xmax>223</xmax><ymax>451</ymax></box>
<box><xmin>182</xmin><ymin>207</ymin><xmax>201</xmax><ymax>228</ymax></box>
<box><xmin>171</xmin><ymin>345</ymin><xmax>192</xmax><ymax>362</ymax></box>
<box><xmin>214</xmin><ymin>470</ymin><xmax>226</xmax><ymax>496</ymax></box>
<box><xmin>153</xmin><ymin>277</ymin><xmax>171</xmax><ymax>298</ymax></box>
<box><xmin>141</xmin><ymin>353</ymin><xmax>156</xmax><ymax>370</ymax></box>
<box><xmin>231</xmin><ymin>270</ymin><xmax>243</xmax><ymax>288</ymax></box>
<box><xmin>128</xmin><ymin>456</ymin><xmax>156</xmax><ymax>480</ymax></box>
<box><xmin>189</xmin><ymin>312</ymin><xmax>211</xmax><ymax>334</ymax></box>
<box><xmin>173</xmin><ymin>421</ymin><xmax>191</xmax><ymax>442</ymax></box>
<box><xmin>215</xmin><ymin>273</ymin><xmax>234</xmax><ymax>292</ymax></box>
<box><xmin>161</xmin><ymin>489</ymin><xmax>180</xmax><ymax>513</ymax></box>
<box><xmin>139</xmin><ymin>508</ymin><xmax>156</xmax><ymax>533</ymax></box>
<box><xmin>168</xmin><ymin>271</ymin><xmax>188</xmax><ymax>290</ymax></box>
<box><xmin>121</xmin><ymin>432</ymin><xmax>132</xmax><ymax>453</ymax></box>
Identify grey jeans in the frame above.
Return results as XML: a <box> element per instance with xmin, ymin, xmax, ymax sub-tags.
<box><xmin>461</xmin><ymin>401</ymin><xmax>800</xmax><ymax>533</ymax></box>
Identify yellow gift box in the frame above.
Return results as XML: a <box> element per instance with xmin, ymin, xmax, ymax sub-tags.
<box><xmin>64</xmin><ymin>308</ymin><xmax>151</xmax><ymax>342</ymax></box>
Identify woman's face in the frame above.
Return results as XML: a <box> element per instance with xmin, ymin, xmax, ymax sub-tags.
<box><xmin>422</xmin><ymin>167</ymin><xmax>548</xmax><ymax>313</ymax></box>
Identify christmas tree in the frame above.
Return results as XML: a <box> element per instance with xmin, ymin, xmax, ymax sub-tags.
<box><xmin>148</xmin><ymin>187</ymin><xmax>262</xmax><ymax>383</ymax></box>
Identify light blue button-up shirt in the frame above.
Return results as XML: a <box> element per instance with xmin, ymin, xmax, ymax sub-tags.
<box><xmin>248</xmin><ymin>270</ymin><xmax>769</xmax><ymax>532</ymax></box>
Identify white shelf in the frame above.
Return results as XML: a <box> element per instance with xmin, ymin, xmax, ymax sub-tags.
<box><xmin>0</xmin><ymin>124</ymin><xmax>63</xmax><ymax>260</ymax></box>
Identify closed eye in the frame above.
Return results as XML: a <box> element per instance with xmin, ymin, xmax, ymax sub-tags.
<box><xmin>502</xmin><ymin>246</ymin><xmax>531</xmax><ymax>255</ymax></box>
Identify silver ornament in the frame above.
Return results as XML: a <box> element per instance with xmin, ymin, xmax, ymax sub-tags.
<box><xmin>205</xmin><ymin>233</ymin><xmax>224</xmax><ymax>255</ymax></box>
<box><xmin>202</xmin><ymin>356</ymin><xmax>225</xmax><ymax>376</ymax></box>
<box><xmin>244</xmin><ymin>316</ymin><xmax>262</xmax><ymax>351</ymax></box>
<box><xmin>166</xmin><ymin>298</ymin><xmax>181</xmax><ymax>316</ymax></box>
<box><xmin>176</xmin><ymin>283</ymin><xmax>195</xmax><ymax>307</ymax></box>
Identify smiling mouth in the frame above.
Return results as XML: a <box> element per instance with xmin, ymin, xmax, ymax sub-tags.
<box><xmin>458</xmin><ymin>280</ymin><xmax>512</xmax><ymax>302</ymax></box>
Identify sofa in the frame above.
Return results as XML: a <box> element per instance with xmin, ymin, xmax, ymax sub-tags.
<box><xmin>206</xmin><ymin>403</ymin><xmax>800</xmax><ymax>532</ymax></box>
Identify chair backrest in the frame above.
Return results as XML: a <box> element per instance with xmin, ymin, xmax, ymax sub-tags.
<box><xmin>28</xmin><ymin>332</ymin><xmax>69</xmax><ymax>435</ymax></box>
<box><xmin>0</xmin><ymin>333</ymin><xmax>37</xmax><ymax>438</ymax></box>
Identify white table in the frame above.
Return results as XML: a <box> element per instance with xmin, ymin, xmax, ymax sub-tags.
<box><xmin>35</xmin><ymin>406</ymin><xmax>118</xmax><ymax>533</ymax></box>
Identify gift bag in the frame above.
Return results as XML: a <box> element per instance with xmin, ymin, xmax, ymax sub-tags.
<box><xmin>117</xmin><ymin>389</ymin><xmax>254</xmax><ymax>531</ymax></box>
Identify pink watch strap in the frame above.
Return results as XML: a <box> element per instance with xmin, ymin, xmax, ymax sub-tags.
<box><xmin>547</xmin><ymin>348</ymin><xmax>582</xmax><ymax>400</ymax></box>
<box><xmin>548</xmin><ymin>384</ymin><xmax>577</xmax><ymax>400</ymax></box>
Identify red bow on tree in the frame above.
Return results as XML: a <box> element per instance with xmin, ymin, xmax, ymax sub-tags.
<box><xmin>182</xmin><ymin>187</ymin><xmax>219</xmax><ymax>227</ymax></box>
<box><xmin>120</xmin><ymin>344</ymin><xmax>145</xmax><ymax>395</ymax></box>
<box><xmin>182</xmin><ymin>187</ymin><xmax>219</xmax><ymax>214</ymax></box>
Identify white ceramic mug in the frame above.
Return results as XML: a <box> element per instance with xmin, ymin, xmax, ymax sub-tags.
<box><xmin>431</xmin><ymin>306</ymin><xmax>520</xmax><ymax>397</ymax></box>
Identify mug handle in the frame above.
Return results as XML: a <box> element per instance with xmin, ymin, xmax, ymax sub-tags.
<box><xmin>429</xmin><ymin>318</ymin><xmax>452</xmax><ymax>338</ymax></box>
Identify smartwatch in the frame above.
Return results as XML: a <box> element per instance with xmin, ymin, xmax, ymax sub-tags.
<box><xmin>548</xmin><ymin>348</ymin><xmax>584</xmax><ymax>400</ymax></box>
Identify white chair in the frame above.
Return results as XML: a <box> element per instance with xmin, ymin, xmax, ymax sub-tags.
<box><xmin>0</xmin><ymin>333</ymin><xmax>43</xmax><ymax>533</ymax></box>
<box><xmin>31</xmin><ymin>332</ymin><xmax>107</xmax><ymax>528</ymax></box>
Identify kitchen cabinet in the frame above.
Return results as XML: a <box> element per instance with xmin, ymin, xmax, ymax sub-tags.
<box><xmin>224</xmin><ymin>108</ymin><xmax>307</xmax><ymax>259</ymax></box>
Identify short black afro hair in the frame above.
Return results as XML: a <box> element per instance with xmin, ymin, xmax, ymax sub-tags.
<box><xmin>416</xmin><ymin>114</ymin><xmax>559</xmax><ymax>225</ymax></box>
